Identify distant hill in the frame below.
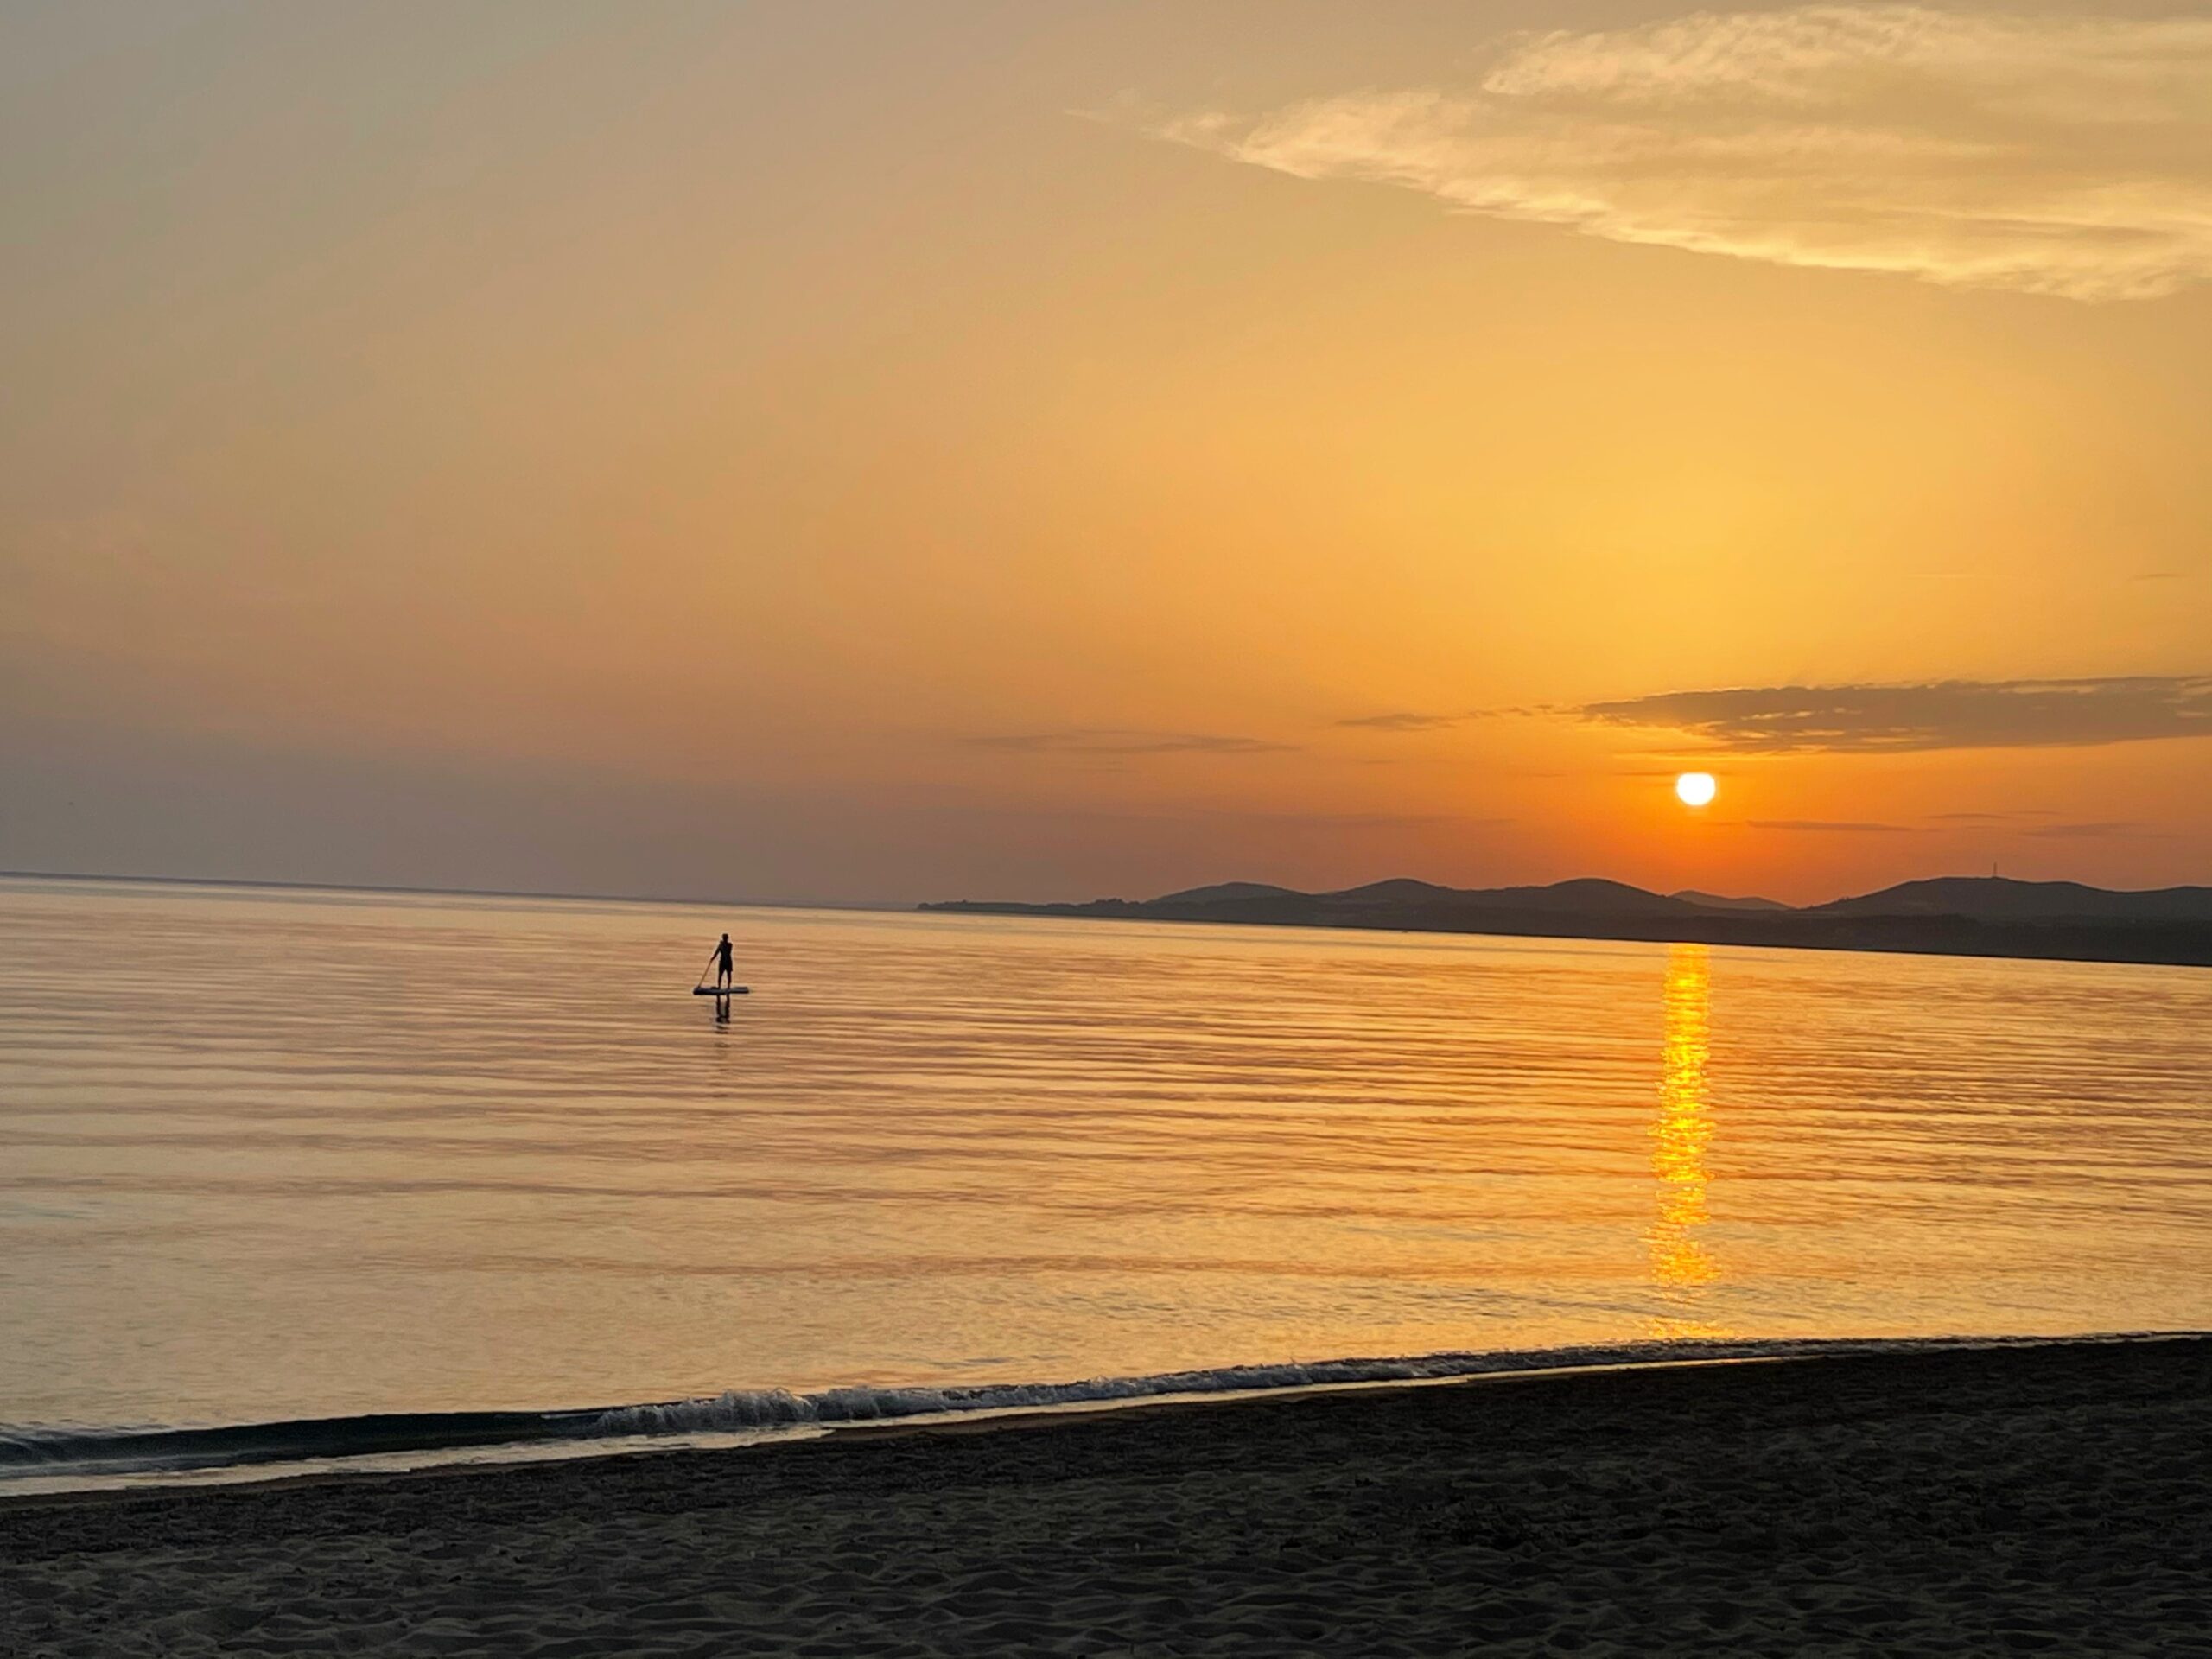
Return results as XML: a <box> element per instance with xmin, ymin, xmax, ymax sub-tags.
<box><xmin>1325</xmin><ymin>878</ymin><xmax>1464</xmax><ymax>905</ymax></box>
<box><xmin>1671</xmin><ymin>890</ymin><xmax>1792</xmax><ymax>912</ymax></box>
<box><xmin>1812</xmin><ymin>877</ymin><xmax>2212</xmax><ymax>924</ymax></box>
<box><xmin>1317</xmin><ymin>876</ymin><xmax>1698</xmax><ymax>916</ymax></box>
<box><xmin>922</xmin><ymin>874</ymin><xmax>2212</xmax><ymax>969</ymax></box>
<box><xmin>1154</xmin><ymin>881</ymin><xmax>1306</xmax><ymax>905</ymax></box>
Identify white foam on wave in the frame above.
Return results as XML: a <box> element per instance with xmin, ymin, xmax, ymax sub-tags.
<box><xmin>7</xmin><ymin>1332</ymin><xmax>2189</xmax><ymax>1491</ymax></box>
<box><xmin>580</xmin><ymin>1333</ymin><xmax>2081</xmax><ymax>1438</ymax></box>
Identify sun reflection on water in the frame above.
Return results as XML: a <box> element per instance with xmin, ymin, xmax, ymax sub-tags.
<box><xmin>1648</xmin><ymin>944</ymin><xmax>1725</xmax><ymax>1337</ymax></box>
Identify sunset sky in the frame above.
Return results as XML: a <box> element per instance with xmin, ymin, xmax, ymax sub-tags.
<box><xmin>5</xmin><ymin>1</ymin><xmax>2208</xmax><ymax>905</ymax></box>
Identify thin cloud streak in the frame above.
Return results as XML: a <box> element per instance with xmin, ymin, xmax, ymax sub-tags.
<box><xmin>966</xmin><ymin>729</ymin><xmax>1299</xmax><ymax>756</ymax></box>
<box><xmin>2022</xmin><ymin>820</ymin><xmax>2175</xmax><ymax>840</ymax></box>
<box><xmin>1337</xmin><ymin>711</ymin><xmax>1472</xmax><ymax>732</ymax></box>
<box><xmin>1154</xmin><ymin>6</ymin><xmax>2212</xmax><ymax>300</ymax></box>
<box><xmin>1580</xmin><ymin>676</ymin><xmax>2212</xmax><ymax>753</ymax></box>
<box><xmin>1747</xmin><ymin>819</ymin><xmax>1917</xmax><ymax>834</ymax></box>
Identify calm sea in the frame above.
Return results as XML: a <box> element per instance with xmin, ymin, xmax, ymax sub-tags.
<box><xmin>3</xmin><ymin>874</ymin><xmax>2209</xmax><ymax>1484</ymax></box>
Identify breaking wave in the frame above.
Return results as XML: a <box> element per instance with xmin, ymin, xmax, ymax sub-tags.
<box><xmin>0</xmin><ymin>1333</ymin><xmax>2171</xmax><ymax>1488</ymax></box>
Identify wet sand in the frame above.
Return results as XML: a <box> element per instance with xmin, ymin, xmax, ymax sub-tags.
<box><xmin>4</xmin><ymin>1338</ymin><xmax>2209</xmax><ymax>1656</ymax></box>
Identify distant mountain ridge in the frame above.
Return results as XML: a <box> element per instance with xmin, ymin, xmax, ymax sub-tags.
<box><xmin>1809</xmin><ymin>876</ymin><xmax>2212</xmax><ymax>924</ymax></box>
<box><xmin>1155</xmin><ymin>881</ymin><xmax>1306</xmax><ymax>905</ymax></box>
<box><xmin>1669</xmin><ymin>889</ymin><xmax>1791</xmax><ymax>912</ymax></box>
<box><xmin>923</xmin><ymin>874</ymin><xmax>2212</xmax><ymax>969</ymax></box>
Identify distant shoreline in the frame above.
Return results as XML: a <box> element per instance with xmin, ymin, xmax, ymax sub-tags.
<box><xmin>922</xmin><ymin>894</ymin><xmax>2212</xmax><ymax>969</ymax></box>
<box><xmin>7</xmin><ymin>867</ymin><xmax>2205</xmax><ymax>968</ymax></box>
<box><xmin>0</xmin><ymin>868</ymin><xmax>902</xmax><ymax>917</ymax></box>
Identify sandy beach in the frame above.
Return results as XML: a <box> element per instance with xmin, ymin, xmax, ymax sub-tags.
<box><xmin>3</xmin><ymin>1338</ymin><xmax>2209</xmax><ymax>1656</ymax></box>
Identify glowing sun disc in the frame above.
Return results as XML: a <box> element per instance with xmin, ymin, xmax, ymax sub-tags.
<box><xmin>1675</xmin><ymin>772</ymin><xmax>1718</xmax><ymax>808</ymax></box>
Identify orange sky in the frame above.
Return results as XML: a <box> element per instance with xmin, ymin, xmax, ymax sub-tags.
<box><xmin>3</xmin><ymin>2</ymin><xmax>2208</xmax><ymax>903</ymax></box>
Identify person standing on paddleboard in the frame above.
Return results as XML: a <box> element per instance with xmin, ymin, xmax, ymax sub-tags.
<box><xmin>712</xmin><ymin>933</ymin><xmax>734</xmax><ymax>992</ymax></box>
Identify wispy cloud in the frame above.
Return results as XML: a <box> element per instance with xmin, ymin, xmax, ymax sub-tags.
<box><xmin>966</xmin><ymin>729</ymin><xmax>1298</xmax><ymax>756</ymax></box>
<box><xmin>1152</xmin><ymin>6</ymin><xmax>2212</xmax><ymax>300</ymax></box>
<box><xmin>2021</xmin><ymin>820</ymin><xmax>2174</xmax><ymax>840</ymax></box>
<box><xmin>1580</xmin><ymin>676</ymin><xmax>2212</xmax><ymax>753</ymax></box>
<box><xmin>1923</xmin><ymin>811</ymin><xmax>2169</xmax><ymax>837</ymax></box>
<box><xmin>1747</xmin><ymin>818</ymin><xmax>1916</xmax><ymax>833</ymax></box>
<box><xmin>1337</xmin><ymin>711</ymin><xmax>1471</xmax><ymax>732</ymax></box>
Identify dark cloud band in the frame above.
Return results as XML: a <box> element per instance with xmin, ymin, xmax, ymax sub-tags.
<box><xmin>1580</xmin><ymin>676</ymin><xmax>2212</xmax><ymax>753</ymax></box>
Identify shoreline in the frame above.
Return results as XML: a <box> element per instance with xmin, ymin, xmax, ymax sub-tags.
<box><xmin>924</xmin><ymin>899</ymin><xmax>2212</xmax><ymax>971</ymax></box>
<box><xmin>7</xmin><ymin>1332</ymin><xmax>2191</xmax><ymax>1499</ymax></box>
<box><xmin>6</xmin><ymin>1336</ymin><xmax>2207</xmax><ymax>1655</ymax></box>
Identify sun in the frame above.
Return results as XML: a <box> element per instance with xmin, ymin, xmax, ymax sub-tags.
<box><xmin>1675</xmin><ymin>772</ymin><xmax>1718</xmax><ymax>808</ymax></box>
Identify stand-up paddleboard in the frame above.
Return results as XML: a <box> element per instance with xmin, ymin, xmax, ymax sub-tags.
<box><xmin>692</xmin><ymin>986</ymin><xmax>750</xmax><ymax>996</ymax></box>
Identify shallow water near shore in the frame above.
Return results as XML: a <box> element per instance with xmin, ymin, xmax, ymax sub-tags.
<box><xmin>3</xmin><ymin>874</ymin><xmax>2209</xmax><ymax>1484</ymax></box>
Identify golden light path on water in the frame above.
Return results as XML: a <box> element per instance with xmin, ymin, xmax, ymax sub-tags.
<box><xmin>1649</xmin><ymin>944</ymin><xmax>1720</xmax><ymax>1338</ymax></box>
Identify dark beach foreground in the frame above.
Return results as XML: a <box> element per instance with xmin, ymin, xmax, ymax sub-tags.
<box><xmin>4</xmin><ymin>1338</ymin><xmax>2209</xmax><ymax>1657</ymax></box>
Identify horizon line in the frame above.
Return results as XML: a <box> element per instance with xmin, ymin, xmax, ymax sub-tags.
<box><xmin>8</xmin><ymin>861</ymin><xmax>2179</xmax><ymax>920</ymax></box>
<box><xmin>0</xmin><ymin>868</ymin><xmax>909</xmax><ymax>917</ymax></box>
